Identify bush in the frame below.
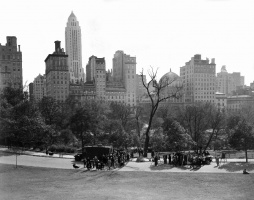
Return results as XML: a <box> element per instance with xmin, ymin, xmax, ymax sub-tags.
<box><xmin>48</xmin><ymin>145</ymin><xmax>75</xmax><ymax>153</ymax></box>
<box><xmin>136</xmin><ymin>156</ymin><xmax>146</xmax><ymax>162</ymax></box>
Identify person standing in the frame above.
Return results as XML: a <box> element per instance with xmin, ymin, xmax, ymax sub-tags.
<box><xmin>215</xmin><ymin>155</ymin><xmax>220</xmax><ymax>167</ymax></box>
<box><xmin>86</xmin><ymin>157</ymin><xmax>91</xmax><ymax>170</ymax></box>
<box><xmin>154</xmin><ymin>155</ymin><xmax>158</xmax><ymax>166</ymax></box>
<box><xmin>111</xmin><ymin>155</ymin><xmax>115</xmax><ymax>169</ymax></box>
<box><xmin>168</xmin><ymin>154</ymin><xmax>171</xmax><ymax>164</ymax></box>
<box><xmin>107</xmin><ymin>156</ymin><xmax>111</xmax><ymax>170</ymax></box>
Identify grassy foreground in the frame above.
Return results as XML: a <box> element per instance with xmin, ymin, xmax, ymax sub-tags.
<box><xmin>0</xmin><ymin>164</ymin><xmax>254</xmax><ymax>200</ymax></box>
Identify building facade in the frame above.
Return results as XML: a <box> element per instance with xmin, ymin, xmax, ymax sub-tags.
<box><xmin>0</xmin><ymin>36</ymin><xmax>22</xmax><ymax>91</ymax></box>
<box><xmin>45</xmin><ymin>41</ymin><xmax>70</xmax><ymax>103</ymax></box>
<box><xmin>215</xmin><ymin>92</ymin><xmax>227</xmax><ymax>110</ymax></box>
<box><xmin>33</xmin><ymin>74</ymin><xmax>46</xmax><ymax>102</ymax></box>
<box><xmin>112</xmin><ymin>51</ymin><xmax>137</xmax><ymax>107</ymax></box>
<box><xmin>86</xmin><ymin>56</ymin><xmax>106</xmax><ymax>100</ymax></box>
<box><xmin>216</xmin><ymin>66</ymin><xmax>236</xmax><ymax>95</ymax></box>
<box><xmin>227</xmin><ymin>95</ymin><xmax>254</xmax><ymax>112</ymax></box>
<box><xmin>180</xmin><ymin>54</ymin><xmax>216</xmax><ymax>103</ymax></box>
<box><xmin>65</xmin><ymin>11</ymin><xmax>85</xmax><ymax>83</ymax></box>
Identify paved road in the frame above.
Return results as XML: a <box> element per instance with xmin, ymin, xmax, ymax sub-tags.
<box><xmin>1</xmin><ymin>151</ymin><xmax>253</xmax><ymax>173</ymax></box>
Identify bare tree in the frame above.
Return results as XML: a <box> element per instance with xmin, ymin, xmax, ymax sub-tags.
<box><xmin>140</xmin><ymin>67</ymin><xmax>183</xmax><ymax>156</ymax></box>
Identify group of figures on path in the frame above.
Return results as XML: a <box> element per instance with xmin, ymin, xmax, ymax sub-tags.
<box><xmin>82</xmin><ymin>151</ymin><xmax>130</xmax><ymax>170</ymax></box>
<box><xmin>153</xmin><ymin>151</ymin><xmax>213</xmax><ymax>169</ymax></box>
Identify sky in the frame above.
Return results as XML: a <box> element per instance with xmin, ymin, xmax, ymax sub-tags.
<box><xmin>1</xmin><ymin>0</ymin><xmax>254</xmax><ymax>87</ymax></box>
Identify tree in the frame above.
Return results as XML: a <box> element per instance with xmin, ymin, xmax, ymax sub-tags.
<box><xmin>229</xmin><ymin>120</ymin><xmax>254</xmax><ymax>162</ymax></box>
<box><xmin>177</xmin><ymin>102</ymin><xmax>224</xmax><ymax>153</ymax></box>
<box><xmin>38</xmin><ymin>96</ymin><xmax>60</xmax><ymax>126</ymax></box>
<box><xmin>108</xmin><ymin>102</ymin><xmax>132</xmax><ymax>131</ymax></box>
<box><xmin>70</xmin><ymin>106</ymin><xmax>95</xmax><ymax>152</ymax></box>
<box><xmin>140</xmin><ymin>67</ymin><xmax>183</xmax><ymax>155</ymax></box>
<box><xmin>162</xmin><ymin>117</ymin><xmax>195</xmax><ymax>152</ymax></box>
<box><xmin>0</xmin><ymin>87</ymin><xmax>47</xmax><ymax>149</ymax></box>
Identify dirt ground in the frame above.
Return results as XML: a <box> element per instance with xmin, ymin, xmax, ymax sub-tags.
<box><xmin>0</xmin><ymin>164</ymin><xmax>254</xmax><ymax>200</ymax></box>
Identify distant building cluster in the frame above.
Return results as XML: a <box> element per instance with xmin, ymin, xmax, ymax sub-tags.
<box><xmin>1</xmin><ymin>12</ymin><xmax>254</xmax><ymax>111</ymax></box>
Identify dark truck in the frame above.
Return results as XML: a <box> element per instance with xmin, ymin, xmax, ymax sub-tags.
<box><xmin>74</xmin><ymin>145</ymin><xmax>113</xmax><ymax>161</ymax></box>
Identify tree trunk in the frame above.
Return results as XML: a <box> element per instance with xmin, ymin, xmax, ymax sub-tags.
<box><xmin>144</xmin><ymin>132</ymin><xmax>149</xmax><ymax>157</ymax></box>
<box><xmin>245</xmin><ymin>149</ymin><xmax>248</xmax><ymax>163</ymax></box>
<box><xmin>81</xmin><ymin>133</ymin><xmax>84</xmax><ymax>154</ymax></box>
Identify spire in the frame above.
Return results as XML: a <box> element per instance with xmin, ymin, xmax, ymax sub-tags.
<box><xmin>68</xmin><ymin>11</ymin><xmax>76</xmax><ymax>21</ymax></box>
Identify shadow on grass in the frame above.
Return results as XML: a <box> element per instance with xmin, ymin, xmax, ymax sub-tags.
<box><xmin>149</xmin><ymin>164</ymin><xmax>190</xmax><ymax>171</ymax></box>
<box><xmin>219</xmin><ymin>162</ymin><xmax>254</xmax><ymax>172</ymax></box>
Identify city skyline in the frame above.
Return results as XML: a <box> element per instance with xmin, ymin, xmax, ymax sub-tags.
<box><xmin>1</xmin><ymin>0</ymin><xmax>254</xmax><ymax>88</ymax></box>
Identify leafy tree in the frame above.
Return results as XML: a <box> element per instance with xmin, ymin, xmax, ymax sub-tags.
<box><xmin>70</xmin><ymin>106</ymin><xmax>95</xmax><ymax>152</ymax></box>
<box><xmin>177</xmin><ymin>102</ymin><xmax>224</xmax><ymax>153</ymax></box>
<box><xmin>140</xmin><ymin>67</ymin><xmax>183</xmax><ymax>155</ymax></box>
<box><xmin>108</xmin><ymin>102</ymin><xmax>132</xmax><ymax>131</ymax></box>
<box><xmin>0</xmin><ymin>87</ymin><xmax>48</xmax><ymax>149</ymax></box>
<box><xmin>229</xmin><ymin>120</ymin><xmax>254</xmax><ymax>162</ymax></box>
<box><xmin>38</xmin><ymin>96</ymin><xmax>60</xmax><ymax>126</ymax></box>
<box><xmin>162</xmin><ymin>118</ymin><xmax>195</xmax><ymax>152</ymax></box>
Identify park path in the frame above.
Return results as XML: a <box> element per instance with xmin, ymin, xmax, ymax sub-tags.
<box><xmin>1</xmin><ymin>151</ymin><xmax>253</xmax><ymax>173</ymax></box>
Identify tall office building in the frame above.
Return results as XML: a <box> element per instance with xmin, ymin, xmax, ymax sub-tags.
<box><xmin>113</xmin><ymin>51</ymin><xmax>137</xmax><ymax>107</ymax></box>
<box><xmin>65</xmin><ymin>11</ymin><xmax>85</xmax><ymax>83</ymax></box>
<box><xmin>86</xmin><ymin>56</ymin><xmax>106</xmax><ymax>100</ymax></box>
<box><xmin>45</xmin><ymin>41</ymin><xmax>69</xmax><ymax>102</ymax></box>
<box><xmin>0</xmin><ymin>36</ymin><xmax>22</xmax><ymax>90</ymax></box>
<box><xmin>216</xmin><ymin>66</ymin><xmax>236</xmax><ymax>95</ymax></box>
<box><xmin>33</xmin><ymin>74</ymin><xmax>46</xmax><ymax>102</ymax></box>
<box><xmin>180</xmin><ymin>54</ymin><xmax>216</xmax><ymax>103</ymax></box>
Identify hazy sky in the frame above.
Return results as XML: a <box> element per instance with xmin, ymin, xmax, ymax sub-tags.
<box><xmin>1</xmin><ymin>0</ymin><xmax>254</xmax><ymax>86</ymax></box>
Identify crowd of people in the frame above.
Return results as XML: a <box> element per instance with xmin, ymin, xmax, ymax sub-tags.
<box><xmin>153</xmin><ymin>151</ymin><xmax>213</xmax><ymax>168</ymax></box>
<box><xmin>81</xmin><ymin>151</ymin><xmax>130</xmax><ymax>171</ymax></box>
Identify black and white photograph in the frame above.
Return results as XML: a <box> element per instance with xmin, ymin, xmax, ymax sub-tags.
<box><xmin>0</xmin><ymin>0</ymin><xmax>254</xmax><ymax>199</ymax></box>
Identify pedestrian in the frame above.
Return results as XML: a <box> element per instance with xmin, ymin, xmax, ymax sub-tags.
<box><xmin>154</xmin><ymin>155</ymin><xmax>158</xmax><ymax>166</ymax></box>
<box><xmin>168</xmin><ymin>154</ymin><xmax>171</xmax><ymax>164</ymax></box>
<box><xmin>111</xmin><ymin>155</ymin><xmax>115</xmax><ymax>168</ymax></box>
<box><xmin>86</xmin><ymin>157</ymin><xmax>91</xmax><ymax>170</ymax></box>
<box><xmin>83</xmin><ymin>157</ymin><xmax>86</xmax><ymax>168</ymax></box>
<box><xmin>94</xmin><ymin>156</ymin><xmax>99</xmax><ymax>170</ymax></box>
<box><xmin>107</xmin><ymin>156</ymin><xmax>111</xmax><ymax>170</ymax></box>
<box><xmin>215</xmin><ymin>155</ymin><xmax>220</xmax><ymax>167</ymax></box>
<box><xmin>164</xmin><ymin>155</ymin><xmax>167</xmax><ymax>164</ymax></box>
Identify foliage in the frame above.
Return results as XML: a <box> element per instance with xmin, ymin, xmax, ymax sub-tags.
<box><xmin>162</xmin><ymin>117</ymin><xmax>195</xmax><ymax>152</ymax></box>
<box><xmin>177</xmin><ymin>102</ymin><xmax>226</xmax><ymax>153</ymax></box>
<box><xmin>228</xmin><ymin>118</ymin><xmax>254</xmax><ymax>162</ymax></box>
<box><xmin>70</xmin><ymin>106</ymin><xmax>96</xmax><ymax>151</ymax></box>
<box><xmin>38</xmin><ymin>96</ymin><xmax>60</xmax><ymax>126</ymax></box>
<box><xmin>108</xmin><ymin>102</ymin><xmax>132</xmax><ymax>131</ymax></box>
<box><xmin>0</xmin><ymin>87</ymin><xmax>50</xmax><ymax>148</ymax></box>
<box><xmin>48</xmin><ymin>144</ymin><xmax>75</xmax><ymax>153</ymax></box>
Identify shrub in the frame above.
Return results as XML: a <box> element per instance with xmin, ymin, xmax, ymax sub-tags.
<box><xmin>136</xmin><ymin>156</ymin><xmax>146</xmax><ymax>162</ymax></box>
<box><xmin>48</xmin><ymin>145</ymin><xmax>75</xmax><ymax>153</ymax></box>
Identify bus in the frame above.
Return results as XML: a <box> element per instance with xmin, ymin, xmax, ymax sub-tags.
<box><xmin>74</xmin><ymin>145</ymin><xmax>113</xmax><ymax>161</ymax></box>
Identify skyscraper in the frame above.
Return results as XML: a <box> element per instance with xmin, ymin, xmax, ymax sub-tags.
<box><xmin>86</xmin><ymin>56</ymin><xmax>106</xmax><ymax>100</ymax></box>
<box><xmin>112</xmin><ymin>51</ymin><xmax>137</xmax><ymax>107</ymax></box>
<box><xmin>45</xmin><ymin>41</ymin><xmax>69</xmax><ymax>103</ymax></box>
<box><xmin>0</xmin><ymin>36</ymin><xmax>22</xmax><ymax>90</ymax></box>
<box><xmin>180</xmin><ymin>54</ymin><xmax>216</xmax><ymax>103</ymax></box>
<box><xmin>65</xmin><ymin>11</ymin><xmax>85</xmax><ymax>83</ymax></box>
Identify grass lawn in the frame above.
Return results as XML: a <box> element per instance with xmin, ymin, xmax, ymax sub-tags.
<box><xmin>0</xmin><ymin>164</ymin><xmax>254</xmax><ymax>200</ymax></box>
